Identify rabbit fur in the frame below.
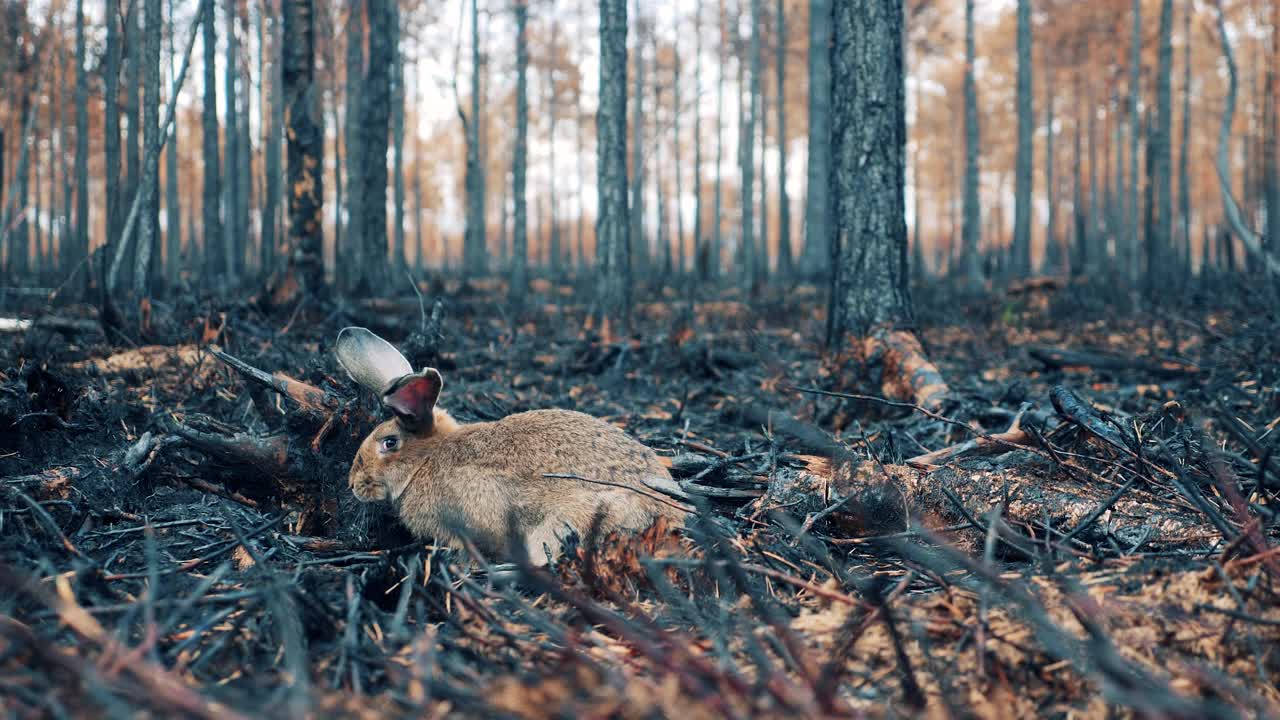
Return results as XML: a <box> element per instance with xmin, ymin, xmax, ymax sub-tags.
<box><xmin>335</xmin><ymin>327</ymin><xmax>683</xmax><ymax>565</ymax></box>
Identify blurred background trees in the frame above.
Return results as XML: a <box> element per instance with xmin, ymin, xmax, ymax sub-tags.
<box><xmin>0</xmin><ymin>0</ymin><xmax>1277</xmax><ymax>309</ymax></box>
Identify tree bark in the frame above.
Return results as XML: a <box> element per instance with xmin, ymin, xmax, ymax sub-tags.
<box><xmin>741</xmin><ymin>0</ymin><xmax>761</xmax><ymax>289</ymax></box>
<box><xmin>803</xmin><ymin>0</ymin><xmax>831</xmax><ymax>278</ymax></box>
<box><xmin>1211</xmin><ymin>0</ymin><xmax>1280</xmax><ymax>278</ymax></box>
<box><xmin>134</xmin><ymin>0</ymin><xmax>161</xmax><ymax>297</ymax></box>
<box><xmin>261</xmin><ymin>3</ymin><xmax>283</xmax><ymax>277</ymax></box>
<box><xmin>356</xmin><ymin>0</ymin><xmax>392</xmax><ymax>295</ymax></box>
<box><xmin>70</xmin><ymin>0</ymin><xmax>87</xmax><ymax>284</ymax></box>
<box><xmin>673</xmin><ymin>27</ymin><xmax>686</xmax><ymax>275</ymax></box>
<box><xmin>511</xmin><ymin>0</ymin><xmax>530</xmax><ymax>301</ymax></box>
<box><xmin>1179</xmin><ymin>0</ymin><xmax>1193</xmax><ymax>280</ymax></box>
<box><xmin>712</xmin><ymin>0</ymin><xmax>727</xmax><ymax>279</ymax></box>
<box><xmin>164</xmin><ymin>0</ymin><xmax>181</xmax><ymax>286</ymax></box>
<box><xmin>1012</xmin><ymin>0</ymin><xmax>1033</xmax><ymax>277</ymax></box>
<box><xmin>1151</xmin><ymin>0</ymin><xmax>1174</xmax><ymax>294</ymax></box>
<box><xmin>283</xmin><ymin>0</ymin><xmax>325</xmax><ymax>294</ymax></box>
<box><xmin>1127</xmin><ymin>0</ymin><xmax>1141</xmax><ymax>283</ymax></box>
<box><xmin>462</xmin><ymin>0</ymin><xmax>486</xmax><ymax>277</ymax></box>
<box><xmin>391</xmin><ymin>0</ymin><xmax>405</xmax><ymax>274</ymax></box>
<box><xmin>961</xmin><ymin>0</ymin><xmax>983</xmax><ymax>288</ymax></box>
<box><xmin>1045</xmin><ymin>57</ymin><xmax>1058</xmax><ymax>273</ymax></box>
<box><xmin>828</xmin><ymin>0</ymin><xmax>911</xmax><ymax>339</ymax></box>
<box><xmin>775</xmin><ymin>0</ymin><xmax>791</xmax><ymax>276</ymax></box>
<box><xmin>692</xmin><ymin>0</ymin><xmax>705</xmax><ymax>281</ymax></box>
<box><xmin>629</xmin><ymin>6</ymin><xmax>647</xmax><ymax>281</ymax></box>
<box><xmin>122</xmin><ymin>7</ymin><xmax>141</xmax><ymax>288</ymax></box>
<box><xmin>201</xmin><ymin>0</ymin><xmax>222</xmax><ymax>281</ymax></box>
<box><xmin>597</xmin><ymin>0</ymin><xmax>631</xmax><ymax>335</ymax></box>
<box><xmin>343</xmin><ymin>0</ymin><xmax>365</xmax><ymax>290</ymax></box>
<box><xmin>223</xmin><ymin>0</ymin><xmax>241</xmax><ymax>284</ymax></box>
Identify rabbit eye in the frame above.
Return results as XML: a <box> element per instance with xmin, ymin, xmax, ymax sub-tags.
<box><xmin>379</xmin><ymin>436</ymin><xmax>400</xmax><ymax>452</ymax></box>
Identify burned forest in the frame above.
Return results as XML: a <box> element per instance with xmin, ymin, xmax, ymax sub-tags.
<box><xmin>3</xmin><ymin>0</ymin><xmax>1280</xmax><ymax>717</ymax></box>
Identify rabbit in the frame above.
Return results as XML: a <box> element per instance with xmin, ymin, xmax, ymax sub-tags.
<box><xmin>334</xmin><ymin>326</ymin><xmax>686</xmax><ymax>565</ymax></box>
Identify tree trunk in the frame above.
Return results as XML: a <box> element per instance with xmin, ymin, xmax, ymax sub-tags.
<box><xmin>164</xmin><ymin>0</ymin><xmax>181</xmax><ymax>286</ymax></box>
<box><xmin>391</xmin><ymin>0</ymin><xmax>405</xmax><ymax>273</ymax></box>
<box><xmin>134</xmin><ymin>0</ymin><xmax>161</xmax><ymax>297</ymax></box>
<box><xmin>692</xmin><ymin>0</ymin><xmax>705</xmax><ymax>281</ymax></box>
<box><xmin>712</xmin><ymin>0</ymin><xmax>727</xmax><ymax>279</ymax></box>
<box><xmin>629</xmin><ymin>7</ymin><xmax>647</xmax><ymax>281</ymax></box>
<box><xmin>283</xmin><ymin>0</ymin><xmax>325</xmax><ymax>295</ymax></box>
<box><xmin>202</xmin><ymin>0</ymin><xmax>222</xmax><ymax>281</ymax></box>
<box><xmin>1179</xmin><ymin>0</ymin><xmax>1194</xmax><ymax>280</ymax></box>
<box><xmin>74</xmin><ymin>0</ymin><xmax>90</xmax><ymax>288</ymax></box>
<box><xmin>511</xmin><ymin>0</ymin><xmax>530</xmax><ymax>301</ymax></box>
<box><xmin>1086</xmin><ymin>71</ymin><xmax>1099</xmax><ymax>273</ymax></box>
<box><xmin>828</xmin><ymin>0</ymin><xmax>911</xmax><ymax>338</ymax></box>
<box><xmin>261</xmin><ymin>2</ymin><xmax>283</xmax><ymax>277</ymax></box>
<box><xmin>961</xmin><ymin>0</ymin><xmax>983</xmax><ymax>288</ymax></box>
<box><xmin>1263</xmin><ymin>0</ymin><xmax>1278</xmax><ymax>261</ymax></box>
<box><xmin>597</xmin><ymin>0</ymin><xmax>631</xmax><ymax>335</ymax></box>
<box><xmin>1012</xmin><ymin>0</ymin><xmax>1033</xmax><ymax>277</ymax></box>
<box><xmin>122</xmin><ymin>6</ymin><xmax>141</xmax><ymax>289</ymax></box>
<box><xmin>673</xmin><ymin>28</ymin><xmax>686</xmax><ymax>275</ymax></box>
<box><xmin>1128</xmin><ymin>0</ymin><xmax>1142</xmax><ymax>282</ymax></box>
<box><xmin>1151</xmin><ymin>0</ymin><xmax>1174</xmax><ymax>294</ymax></box>
<box><xmin>1045</xmin><ymin>59</ymin><xmax>1059</xmax><ymax>273</ymax></box>
<box><xmin>343</xmin><ymin>0</ymin><xmax>365</xmax><ymax>291</ymax></box>
<box><xmin>775</xmin><ymin>0</ymin><xmax>791</xmax><ymax>276</ymax></box>
<box><xmin>356</xmin><ymin>0</ymin><xmax>392</xmax><ymax>295</ymax></box>
<box><xmin>741</xmin><ymin>0</ymin><xmax>761</xmax><ymax>288</ymax></box>
<box><xmin>237</xmin><ymin>3</ymin><xmax>252</xmax><ymax>281</ymax></box>
<box><xmin>1211</xmin><ymin>0</ymin><xmax>1280</xmax><ymax>279</ymax></box>
<box><xmin>757</xmin><ymin>48</ymin><xmax>768</xmax><ymax>284</ymax></box>
<box><xmin>803</xmin><ymin>0</ymin><xmax>831</xmax><ymax>278</ymax></box>
<box><xmin>223</xmin><ymin>0</ymin><xmax>242</xmax><ymax>284</ymax></box>
<box><xmin>547</xmin><ymin>18</ymin><xmax>562</xmax><ymax>276</ymax></box>
<box><xmin>462</xmin><ymin>0</ymin><xmax>486</xmax><ymax>277</ymax></box>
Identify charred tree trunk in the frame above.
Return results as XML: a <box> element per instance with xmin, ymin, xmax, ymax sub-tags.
<box><xmin>827</xmin><ymin>0</ymin><xmax>946</xmax><ymax>411</ymax></box>
<box><xmin>261</xmin><ymin>5</ymin><xmax>283</xmax><ymax>277</ymax></box>
<box><xmin>511</xmin><ymin>0</ymin><xmax>530</xmax><ymax>301</ymax></box>
<box><xmin>390</xmin><ymin>0</ymin><xmax>405</xmax><ymax>273</ymax></box>
<box><xmin>1127</xmin><ymin>0</ymin><xmax>1142</xmax><ymax>283</ymax></box>
<box><xmin>1150</xmin><ymin>0</ymin><xmax>1174</xmax><ymax>294</ymax></box>
<box><xmin>343</xmin><ymin>0</ymin><xmax>365</xmax><ymax>291</ymax></box>
<box><xmin>961</xmin><ymin>0</ymin><xmax>983</xmax><ymax>288</ymax></box>
<box><xmin>775</xmin><ymin>0</ymin><xmax>791</xmax><ymax>276</ymax></box>
<box><xmin>1179</xmin><ymin>0</ymin><xmax>1193</xmax><ymax>281</ymax></box>
<box><xmin>673</xmin><ymin>29</ymin><xmax>686</xmax><ymax>275</ymax></box>
<box><xmin>803</xmin><ymin>0</ymin><xmax>832</xmax><ymax>278</ymax></box>
<box><xmin>828</xmin><ymin>0</ymin><xmax>911</xmax><ymax>338</ymax></box>
<box><xmin>164</xmin><ymin>0</ymin><xmax>182</xmax><ymax>286</ymax></box>
<box><xmin>741</xmin><ymin>0</ymin><xmax>761</xmax><ymax>289</ymax></box>
<box><xmin>711</xmin><ymin>0</ymin><xmax>727</xmax><ymax>279</ymax></box>
<box><xmin>629</xmin><ymin>8</ymin><xmax>647</xmax><ymax>282</ymax></box>
<box><xmin>223</xmin><ymin>0</ymin><xmax>241</xmax><ymax>284</ymax></box>
<box><xmin>597</xmin><ymin>0</ymin><xmax>631</xmax><ymax>335</ymax></box>
<box><xmin>692</xmin><ymin>0</ymin><xmax>706</xmax><ymax>281</ymax></box>
<box><xmin>1045</xmin><ymin>59</ymin><xmax>1058</xmax><ymax>273</ymax></box>
<box><xmin>133</xmin><ymin>0</ymin><xmax>162</xmax><ymax>298</ymax></box>
<box><xmin>462</xmin><ymin>0</ymin><xmax>486</xmax><ymax>277</ymax></box>
<box><xmin>355</xmin><ymin>0</ymin><xmax>392</xmax><ymax>295</ymax></box>
<box><xmin>1012</xmin><ymin>0</ymin><xmax>1033</xmax><ymax>277</ymax></box>
<box><xmin>73</xmin><ymin>0</ymin><xmax>90</xmax><ymax>288</ymax></box>
<box><xmin>202</xmin><ymin>0</ymin><xmax>222</xmax><ymax>281</ymax></box>
<box><xmin>283</xmin><ymin>0</ymin><xmax>325</xmax><ymax>295</ymax></box>
<box><xmin>104</xmin><ymin>0</ymin><xmax>122</xmax><ymax>274</ymax></box>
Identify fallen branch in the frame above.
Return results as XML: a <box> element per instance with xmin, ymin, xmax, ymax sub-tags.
<box><xmin>1030</xmin><ymin>346</ymin><xmax>1202</xmax><ymax>378</ymax></box>
<box><xmin>209</xmin><ymin>347</ymin><xmax>336</xmax><ymax>423</ymax></box>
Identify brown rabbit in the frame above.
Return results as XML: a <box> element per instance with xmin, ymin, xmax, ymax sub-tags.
<box><xmin>334</xmin><ymin>327</ymin><xmax>684</xmax><ymax>565</ymax></box>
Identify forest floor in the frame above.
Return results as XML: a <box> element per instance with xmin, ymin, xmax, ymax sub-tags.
<box><xmin>1</xmin><ymin>275</ymin><xmax>1278</xmax><ymax>719</ymax></box>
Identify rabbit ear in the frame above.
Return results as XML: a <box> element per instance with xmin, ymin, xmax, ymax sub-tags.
<box><xmin>383</xmin><ymin>369</ymin><xmax>443</xmax><ymax>434</ymax></box>
<box><xmin>335</xmin><ymin>327</ymin><xmax>414</xmax><ymax>394</ymax></box>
